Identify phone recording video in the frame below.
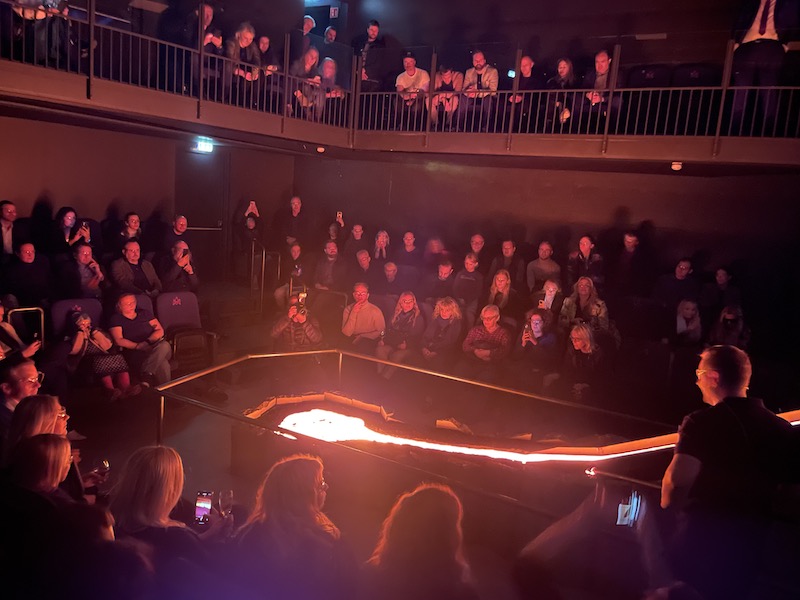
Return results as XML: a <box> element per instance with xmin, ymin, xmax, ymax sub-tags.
<box><xmin>194</xmin><ymin>491</ymin><xmax>213</xmax><ymax>525</ymax></box>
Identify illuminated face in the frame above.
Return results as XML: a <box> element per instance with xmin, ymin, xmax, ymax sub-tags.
<box><xmin>305</xmin><ymin>49</ymin><xmax>319</xmax><ymax>68</ymax></box>
<box><xmin>54</xmin><ymin>402</ymin><xmax>68</xmax><ymax>436</ymax></box>
<box><xmin>439</xmin><ymin>305</ymin><xmax>453</xmax><ymax>320</ymax></box>
<box><xmin>258</xmin><ymin>36</ymin><xmax>270</xmax><ymax>53</ymax></box>
<box><xmin>172</xmin><ymin>241</ymin><xmax>189</xmax><ymax>260</ymax></box>
<box><xmin>403</xmin><ymin>57</ymin><xmax>416</xmax><ymax>73</ymax></box>
<box><xmin>126</xmin><ymin>214</ymin><xmax>140</xmax><ymax>230</ymax></box>
<box><xmin>464</xmin><ymin>256</ymin><xmax>478</xmax><ymax>272</ymax></box>
<box><xmin>366</xmin><ymin>25</ymin><xmax>379</xmax><ymax>42</ymax></box>
<box><xmin>501</xmin><ymin>241</ymin><xmax>515</xmax><ymax>258</ymax></box>
<box><xmin>680</xmin><ymin>303</ymin><xmax>698</xmax><ymax>320</ymax></box>
<box><xmin>201</xmin><ymin>4</ymin><xmax>213</xmax><ymax>28</ymax></box>
<box><xmin>325</xmin><ymin>28</ymin><xmax>336</xmax><ymax>43</ymax></box>
<box><xmin>438</xmin><ymin>264</ymin><xmax>453</xmax><ymax>280</ymax></box>
<box><xmin>538</xmin><ymin>242</ymin><xmax>553</xmax><ymax>260</ymax></box>
<box><xmin>18</xmin><ymin>243</ymin><xmax>35</xmax><ymax>264</ymax></box>
<box><xmin>123</xmin><ymin>242</ymin><xmax>141</xmax><ymax>264</ymax></box>
<box><xmin>675</xmin><ymin>260</ymin><xmax>692</xmax><ymax>280</ymax></box>
<box><xmin>63</xmin><ymin>211</ymin><xmax>76</xmax><ymax>228</ymax></box>
<box><xmin>117</xmin><ymin>294</ymin><xmax>137</xmax><ymax>314</ymax></box>
<box><xmin>520</xmin><ymin>56</ymin><xmax>533</xmax><ymax>77</ymax></box>
<box><xmin>481</xmin><ymin>311</ymin><xmax>499</xmax><ymax>329</ymax></box>
<box><xmin>290</xmin><ymin>197</ymin><xmax>302</xmax><ymax>214</ymax></box>
<box><xmin>576</xmin><ymin>278</ymin><xmax>592</xmax><ymax>296</ymax></box>
<box><xmin>543</xmin><ymin>282</ymin><xmax>558</xmax><ymax>296</ymax></box>
<box><xmin>303</xmin><ymin>17</ymin><xmax>314</xmax><ymax>34</ymax></box>
<box><xmin>246</xmin><ymin>217</ymin><xmax>256</xmax><ymax>230</ymax></box>
<box><xmin>403</xmin><ymin>232</ymin><xmax>415</xmax><ymax>248</ymax></box>
<box><xmin>357</xmin><ymin>251</ymin><xmax>371</xmax><ymax>270</ymax></box>
<box><xmin>76</xmin><ymin>245</ymin><xmax>93</xmax><ymax>265</ymax></box>
<box><xmin>557</xmin><ymin>60</ymin><xmax>569</xmax><ymax>78</ymax></box>
<box><xmin>427</xmin><ymin>239</ymin><xmax>444</xmax><ymax>254</ymax></box>
<box><xmin>10</xmin><ymin>363</ymin><xmax>42</xmax><ymax>400</ymax></box>
<box><xmin>239</xmin><ymin>30</ymin><xmax>254</xmax><ymax>48</ymax></box>
<box><xmin>322</xmin><ymin>60</ymin><xmax>336</xmax><ymax>79</ymax></box>
<box><xmin>571</xmin><ymin>332</ymin><xmax>590</xmax><ymax>353</ymax></box>
<box><xmin>715</xmin><ymin>269</ymin><xmax>730</xmax><ymax>286</ymax></box>
<box><xmin>353</xmin><ymin>285</ymin><xmax>369</xmax><ymax>302</ymax></box>
<box><xmin>623</xmin><ymin>234</ymin><xmax>638</xmax><ymax>252</ymax></box>
<box><xmin>470</xmin><ymin>235</ymin><xmax>485</xmax><ymax>253</ymax></box>
<box><xmin>174</xmin><ymin>216</ymin><xmax>188</xmax><ymax>234</ymax></box>
<box><xmin>352</xmin><ymin>225</ymin><xmax>364</xmax><ymax>240</ymax></box>
<box><xmin>441</xmin><ymin>69</ymin><xmax>453</xmax><ymax>83</ymax></box>
<box><xmin>472</xmin><ymin>52</ymin><xmax>486</xmax><ymax>71</ymax></box>
<box><xmin>384</xmin><ymin>263</ymin><xmax>397</xmax><ymax>281</ymax></box>
<box><xmin>530</xmin><ymin>314</ymin><xmax>544</xmax><ymax>335</ymax></box>
<box><xmin>324</xmin><ymin>242</ymin><xmax>338</xmax><ymax>258</ymax></box>
<box><xmin>578</xmin><ymin>236</ymin><xmax>593</xmax><ymax>256</ymax></box>
<box><xmin>494</xmin><ymin>273</ymin><xmax>510</xmax><ymax>291</ymax></box>
<box><xmin>290</xmin><ymin>244</ymin><xmax>301</xmax><ymax>260</ymax></box>
<box><xmin>399</xmin><ymin>294</ymin><xmax>415</xmax><ymax>312</ymax></box>
<box><xmin>375</xmin><ymin>232</ymin><xmax>389</xmax><ymax>249</ymax></box>
<box><xmin>595</xmin><ymin>51</ymin><xmax>611</xmax><ymax>75</ymax></box>
<box><xmin>1</xmin><ymin>203</ymin><xmax>17</xmax><ymax>223</ymax></box>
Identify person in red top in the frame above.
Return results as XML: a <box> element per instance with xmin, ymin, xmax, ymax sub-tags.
<box><xmin>456</xmin><ymin>304</ymin><xmax>511</xmax><ymax>382</ymax></box>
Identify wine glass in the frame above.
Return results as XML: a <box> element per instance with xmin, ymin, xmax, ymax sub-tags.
<box><xmin>218</xmin><ymin>489</ymin><xmax>234</xmax><ymax>517</ymax></box>
<box><xmin>91</xmin><ymin>458</ymin><xmax>111</xmax><ymax>481</ymax></box>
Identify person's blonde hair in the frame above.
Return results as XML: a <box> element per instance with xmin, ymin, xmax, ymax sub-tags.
<box><xmin>4</xmin><ymin>394</ymin><xmax>60</xmax><ymax>463</ymax></box>
<box><xmin>487</xmin><ymin>269</ymin><xmax>511</xmax><ymax>308</ymax></box>
<box><xmin>433</xmin><ymin>297</ymin><xmax>462</xmax><ymax>321</ymax></box>
<box><xmin>111</xmin><ymin>446</ymin><xmax>185</xmax><ymax>533</ymax></box>
<box><xmin>241</xmin><ymin>454</ymin><xmax>339</xmax><ymax>554</ymax></box>
<box><xmin>392</xmin><ymin>292</ymin><xmax>421</xmax><ymax>327</ymax></box>
<box><xmin>570</xmin><ymin>276</ymin><xmax>599</xmax><ymax>305</ymax></box>
<box><xmin>570</xmin><ymin>323</ymin><xmax>596</xmax><ymax>351</ymax></box>
<box><xmin>367</xmin><ymin>483</ymin><xmax>471</xmax><ymax>585</ymax></box>
<box><xmin>9</xmin><ymin>433</ymin><xmax>71</xmax><ymax>493</ymax></box>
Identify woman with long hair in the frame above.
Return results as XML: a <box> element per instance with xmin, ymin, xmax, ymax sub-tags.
<box><xmin>559</xmin><ymin>275</ymin><xmax>609</xmax><ymax>333</ymax></box>
<box><xmin>373</xmin><ymin>230</ymin><xmax>390</xmax><ymax>264</ymax></box>
<box><xmin>487</xmin><ymin>269</ymin><xmax>526</xmax><ymax>326</ymax></box>
<box><xmin>512</xmin><ymin>308</ymin><xmax>559</xmax><ymax>389</ymax></box>
<box><xmin>235</xmin><ymin>454</ymin><xmax>355</xmax><ymax>600</ymax></box>
<box><xmin>7</xmin><ymin>433</ymin><xmax>72</xmax><ymax>497</ymax></box>
<box><xmin>549</xmin><ymin>323</ymin><xmax>606</xmax><ymax>402</ymax></box>
<box><xmin>289</xmin><ymin>46</ymin><xmax>321</xmax><ymax>118</ymax></box>
<box><xmin>50</xmin><ymin>206</ymin><xmax>92</xmax><ymax>256</ymax></box>
<box><xmin>420</xmin><ymin>296</ymin><xmax>463</xmax><ymax>371</ymax></box>
<box><xmin>546</xmin><ymin>57</ymin><xmax>577</xmax><ymax>127</ymax></box>
<box><xmin>707</xmin><ymin>305</ymin><xmax>750</xmax><ymax>350</ymax></box>
<box><xmin>362</xmin><ymin>483</ymin><xmax>477</xmax><ymax>600</ymax></box>
<box><xmin>673</xmin><ymin>299</ymin><xmax>702</xmax><ymax>347</ymax></box>
<box><xmin>375</xmin><ymin>291</ymin><xmax>425</xmax><ymax>378</ymax></box>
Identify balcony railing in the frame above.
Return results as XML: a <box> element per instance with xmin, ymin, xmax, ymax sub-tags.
<box><xmin>1</xmin><ymin>0</ymin><xmax>798</xmax><ymax>147</ymax></box>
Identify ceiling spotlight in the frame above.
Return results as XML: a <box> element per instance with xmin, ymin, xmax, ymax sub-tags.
<box><xmin>316</xmin><ymin>146</ymin><xmax>326</xmax><ymax>153</ymax></box>
<box><xmin>671</xmin><ymin>161</ymin><xmax>683</xmax><ymax>171</ymax></box>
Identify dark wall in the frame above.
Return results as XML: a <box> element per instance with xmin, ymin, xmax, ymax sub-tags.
<box><xmin>343</xmin><ymin>0</ymin><xmax>737</xmax><ymax>69</ymax></box>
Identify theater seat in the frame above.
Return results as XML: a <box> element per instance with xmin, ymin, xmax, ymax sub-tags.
<box><xmin>155</xmin><ymin>292</ymin><xmax>218</xmax><ymax>373</ymax></box>
<box><xmin>51</xmin><ymin>298</ymin><xmax>103</xmax><ymax>339</ymax></box>
<box><xmin>624</xmin><ymin>65</ymin><xmax>672</xmax><ymax>134</ymax></box>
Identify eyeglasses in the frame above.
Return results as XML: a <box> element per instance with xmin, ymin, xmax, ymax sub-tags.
<box><xmin>320</xmin><ymin>480</ymin><xmax>329</xmax><ymax>492</ymax></box>
<box><xmin>19</xmin><ymin>371</ymin><xmax>45</xmax><ymax>385</ymax></box>
<box><xmin>695</xmin><ymin>369</ymin><xmax>714</xmax><ymax>378</ymax></box>
<box><xmin>57</xmin><ymin>406</ymin><xmax>68</xmax><ymax>419</ymax></box>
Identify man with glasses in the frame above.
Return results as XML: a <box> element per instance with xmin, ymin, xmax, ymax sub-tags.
<box><xmin>341</xmin><ymin>282</ymin><xmax>385</xmax><ymax>352</ymax></box>
<box><xmin>0</xmin><ymin>357</ymin><xmax>42</xmax><ymax>446</ymax></box>
<box><xmin>457</xmin><ymin>304</ymin><xmax>511</xmax><ymax>382</ymax></box>
<box><xmin>661</xmin><ymin>345</ymin><xmax>797</xmax><ymax>600</ymax></box>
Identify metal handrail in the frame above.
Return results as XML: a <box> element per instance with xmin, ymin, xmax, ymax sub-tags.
<box><xmin>585</xmin><ymin>466</ymin><xmax>661</xmax><ymax>491</ymax></box>
<box><xmin>7</xmin><ymin>306</ymin><xmax>45</xmax><ymax>345</ymax></box>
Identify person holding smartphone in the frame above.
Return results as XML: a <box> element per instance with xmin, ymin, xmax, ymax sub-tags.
<box><xmin>158</xmin><ymin>241</ymin><xmax>199</xmax><ymax>293</ymax></box>
<box><xmin>270</xmin><ymin>293</ymin><xmax>323</xmax><ymax>353</ymax></box>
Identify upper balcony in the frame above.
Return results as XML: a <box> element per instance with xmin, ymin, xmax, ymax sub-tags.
<box><xmin>1</xmin><ymin>2</ymin><xmax>799</xmax><ymax>169</ymax></box>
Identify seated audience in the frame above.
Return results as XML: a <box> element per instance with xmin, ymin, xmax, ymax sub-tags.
<box><xmin>161</xmin><ymin>215</ymin><xmax>189</xmax><ymax>255</ymax></box>
<box><xmin>341</xmin><ymin>282</ymin><xmax>386</xmax><ymax>353</ymax></box>
<box><xmin>547</xmin><ymin>323</ymin><xmax>606</xmax><ymax>402</ymax></box>
<box><xmin>1</xmin><ymin>242</ymin><xmax>53</xmax><ymax>307</ymax></box>
<box><xmin>672</xmin><ymin>299</ymin><xmax>702</xmax><ymax>348</ymax></box>
<box><xmin>486</xmin><ymin>269</ymin><xmax>526</xmax><ymax>328</ymax></box>
<box><xmin>653</xmin><ymin>257</ymin><xmax>700</xmax><ymax>312</ymax></box>
<box><xmin>420</xmin><ymin>297</ymin><xmax>463</xmax><ymax>372</ymax></box>
<box><xmin>0</xmin><ymin>357</ymin><xmax>42</xmax><ymax>446</ymax></box>
<box><xmin>6</xmin><ymin>433</ymin><xmax>73</xmax><ymax>503</ymax></box>
<box><xmin>313</xmin><ymin>240</ymin><xmax>349</xmax><ymax>292</ymax></box>
<box><xmin>158</xmin><ymin>241</ymin><xmax>199</xmax><ymax>293</ymax></box>
<box><xmin>0</xmin><ymin>200</ymin><xmax>29</xmax><ymax>266</ymax></box>
<box><xmin>67</xmin><ymin>312</ymin><xmax>138</xmax><ymax>400</ymax></box>
<box><xmin>455</xmin><ymin>50</ymin><xmax>498</xmax><ymax>132</ymax></box>
<box><xmin>421</xmin><ymin>260</ymin><xmax>455</xmax><ymax>304</ymax></box>
<box><xmin>545</xmin><ymin>57</ymin><xmax>577</xmax><ymax>126</ymax></box>
<box><xmin>344</xmin><ymin>223</ymin><xmax>369</xmax><ymax>260</ymax></box>
<box><xmin>274</xmin><ymin>243</ymin><xmax>310</xmax><ymax>309</ymax></box>
<box><xmin>235</xmin><ymin>454</ymin><xmax>356</xmax><ymax>600</ymax></box>
<box><xmin>467</xmin><ymin>233</ymin><xmax>491</xmax><ymax>275</ymax></box>
<box><xmin>509</xmin><ymin>55</ymin><xmax>545</xmax><ymax>132</ymax></box>
<box><xmin>530</xmin><ymin>279</ymin><xmax>565</xmax><ymax>323</ymax></box>
<box><xmin>361</xmin><ymin>483</ymin><xmax>477</xmax><ymax>600</ymax></box>
<box><xmin>512</xmin><ymin>309</ymin><xmax>559</xmax><ymax>388</ymax></box>
<box><xmin>457</xmin><ymin>304</ymin><xmax>511</xmax><ymax>382</ymax></box>
<box><xmin>111</xmin><ymin>445</ymin><xmax>230</xmax><ymax>597</ymax></box>
<box><xmin>559</xmin><ymin>276</ymin><xmax>609</xmax><ymax>333</ymax></box>
<box><xmin>108</xmin><ymin>294</ymin><xmax>172</xmax><ymax>385</ymax></box>
<box><xmin>115</xmin><ymin>211</ymin><xmax>142</xmax><ymax>253</ymax></box>
<box><xmin>393</xmin><ymin>230</ymin><xmax>423</xmax><ymax>269</ymax></box>
<box><xmin>372</xmin><ymin>261</ymin><xmax>406</xmax><ymax>296</ymax></box>
<box><xmin>395</xmin><ymin>51</ymin><xmax>430</xmax><ymax>130</ymax></box>
<box><xmin>49</xmin><ymin>206</ymin><xmax>93</xmax><ymax>257</ymax></box>
<box><xmin>574</xmin><ymin>50</ymin><xmax>620</xmax><ymax>128</ymax></box>
<box><xmin>111</xmin><ymin>241</ymin><xmax>162</xmax><ymax>298</ymax></box>
<box><xmin>699</xmin><ymin>266</ymin><xmax>742</xmax><ymax>325</ymax></box>
<box><xmin>58</xmin><ymin>242</ymin><xmax>107</xmax><ymax>300</ymax></box>
<box><xmin>526</xmin><ymin>241</ymin><xmax>561</xmax><ymax>293</ymax></box>
<box><xmin>452</xmin><ymin>252</ymin><xmax>485</xmax><ymax>327</ymax></box>
<box><xmin>373</xmin><ymin>230</ymin><xmax>390</xmax><ymax>266</ymax></box>
<box><xmin>608</xmin><ymin>230</ymin><xmax>654</xmax><ymax>298</ymax></box>
<box><xmin>423</xmin><ymin>237</ymin><xmax>450</xmax><ymax>271</ymax></box>
<box><xmin>375</xmin><ymin>291</ymin><xmax>425</xmax><ymax>378</ymax></box>
<box><xmin>488</xmin><ymin>239</ymin><xmax>526</xmax><ymax>293</ymax></box>
<box><xmin>430</xmin><ymin>64</ymin><xmax>463</xmax><ymax>130</ymax></box>
<box><xmin>707</xmin><ymin>305</ymin><xmax>750</xmax><ymax>350</ymax></box>
<box><xmin>270</xmin><ymin>293</ymin><xmax>323</xmax><ymax>352</ymax></box>
<box><xmin>566</xmin><ymin>234</ymin><xmax>604</xmax><ymax>291</ymax></box>
<box><xmin>351</xmin><ymin>249</ymin><xmax>382</xmax><ymax>289</ymax></box>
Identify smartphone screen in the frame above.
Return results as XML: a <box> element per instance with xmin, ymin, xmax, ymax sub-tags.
<box><xmin>194</xmin><ymin>491</ymin><xmax>213</xmax><ymax>524</ymax></box>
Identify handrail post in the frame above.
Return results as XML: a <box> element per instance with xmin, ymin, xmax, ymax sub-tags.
<box><xmin>506</xmin><ymin>47</ymin><xmax>523</xmax><ymax>151</ymax></box>
<box><xmin>282</xmin><ymin>32</ymin><xmax>291</xmax><ymax>133</ymax></box>
<box><xmin>87</xmin><ymin>0</ymin><xmax>95</xmax><ymax>98</ymax></box>
<box><xmin>196</xmin><ymin>0</ymin><xmax>204</xmax><ymax>117</ymax></box>
<box><xmin>348</xmin><ymin>53</ymin><xmax>358</xmax><ymax>147</ymax></box>
<box><xmin>338</xmin><ymin>351</ymin><xmax>343</xmax><ymax>387</ymax></box>
<box><xmin>712</xmin><ymin>40</ymin><xmax>736</xmax><ymax>157</ymax></box>
<box><xmin>157</xmin><ymin>394</ymin><xmax>165</xmax><ymax>445</ymax></box>
<box><xmin>352</xmin><ymin>55</ymin><xmax>365</xmax><ymax>144</ymax></box>
<box><xmin>259</xmin><ymin>246</ymin><xmax>266</xmax><ymax>315</ymax></box>
<box><xmin>601</xmin><ymin>43</ymin><xmax>622</xmax><ymax>154</ymax></box>
<box><xmin>423</xmin><ymin>49</ymin><xmax>437</xmax><ymax>147</ymax></box>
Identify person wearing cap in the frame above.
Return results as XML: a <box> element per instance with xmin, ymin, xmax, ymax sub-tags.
<box><xmin>395</xmin><ymin>51</ymin><xmax>430</xmax><ymax>131</ymax></box>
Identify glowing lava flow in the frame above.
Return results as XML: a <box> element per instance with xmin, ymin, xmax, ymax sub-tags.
<box><xmin>278</xmin><ymin>409</ymin><xmax>676</xmax><ymax>464</ymax></box>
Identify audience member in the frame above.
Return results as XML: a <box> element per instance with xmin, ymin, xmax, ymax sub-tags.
<box><xmin>488</xmin><ymin>239</ymin><xmax>526</xmax><ymax>293</ymax></box>
<box><xmin>653</xmin><ymin>257</ymin><xmax>700</xmax><ymax>312</ymax></box>
<box><xmin>456</xmin><ymin>50</ymin><xmax>499</xmax><ymax>132</ymax></box>
<box><xmin>108</xmin><ymin>294</ymin><xmax>171</xmax><ymax>385</ymax></box>
<box><xmin>509</xmin><ymin>55</ymin><xmax>545</xmax><ymax>131</ymax></box>
<box><xmin>68</xmin><ymin>312</ymin><xmax>138</xmax><ymax>400</ymax></box>
<box><xmin>672</xmin><ymin>300</ymin><xmax>702</xmax><ymax>348</ymax></box>
<box><xmin>512</xmin><ymin>308</ymin><xmax>559</xmax><ymax>387</ymax></box>
<box><xmin>352</xmin><ymin>20</ymin><xmax>386</xmax><ymax>93</ymax></box>
<box><xmin>566</xmin><ymin>234</ymin><xmax>604</xmax><ymax>291</ymax></box>
<box><xmin>274</xmin><ymin>243</ymin><xmax>310</xmax><ymax>309</ymax></box>
<box><xmin>421</xmin><ymin>260</ymin><xmax>455</xmax><ymax>303</ymax></box>
<box><xmin>373</xmin><ymin>229</ymin><xmax>390</xmax><ymax>266</ymax></box>
<box><xmin>324</xmin><ymin>26</ymin><xmax>337</xmax><ymax>44</ymax></box>
<box><xmin>0</xmin><ymin>357</ymin><xmax>41</xmax><ymax>447</ymax></box>
<box><xmin>344</xmin><ymin>223</ymin><xmax>369</xmax><ymax>259</ymax></box>
<box><xmin>1</xmin><ymin>242</ymin><xmax>53</xmax><ymax>307</ymax></box>
<box><xmin>225</xmin><ymin>22</ymin><xmax>260</xmax><ymax>108</ymax></box>
<box><xmin>361</xmin><ymin>483</ymin><xmax>477</xmax><ymax>600</ymax></box>
<box><xmin>420</xmin><ymin>296</ymin><xmax>463</xmax><ymax>371</ymax></box>
<box><xmin>545</xmin><ymin>57</ymin><xmax>577</xmax><ymax>126</ymax></box>
<box><xmin>277</xmin><ymin>196</ymin><xmax>312</xmax><ymax>250</ymax></box>
<box><xmin>699</xmin><ymin>266</ymin><xmax>742</xmax><ymax>325</ymax></box>
<box><xmin>526</xmin><ymin>240</ymin><xmax>561</xmax><ymax>293</ymax></box>
<box><xmin>608</xmin><ymin>230</ymin><xmax>654</xmax><ymax>298</ymax></box>
<box><xmin>575</xmin><ymin>50</ymin><xmax>620</xmax><ymax>128</ymax></box>
<box><xmin>457</xmin><ymin>304</ymin><xmax>511</xmax><ymax>382</ymax></box>
<box><xmin>58</xmin><ymin>242</ymin><xmax>107</xmax><ymax>300</ymax></box>
<box><xmin>372</xmin><ymin>261</ymin><xmax>406</xmax><ymax>296</ymax></box>
<box><xmin>395</xmin><ymin>51</ymin><xmax>430</xmax><ymax>129</ymax></box>
<box><xmin>49</xmin><ymin>206</ymin><xmax>92</xmax><ymax>257</ymax></box>
<box><xmin>486</xmin><ymin>269</ymin><xmax>526</xmax><ymax>327</ymax></box>
<box><xmin>430</xmin><ymin>64</ymin><xmax>463</xmax><ymax>130</ymax></box>
<box><xmin>530</xmin><ymin>279</ymin><xmax>565</xmax><ymax>323</ymax></box>
<box><xmin>6</xmin><ymin>433</ymin><xmax>73</xmax><ymax>501</ymax></box>
<box><xmin>341</xmin><ymin>282</ymin><xmax>386</xmax><ymax>353</ymax></box>
<box><xmin>559</xmin><ymin>276</ymin><xmax>609</xmax><ymax>333</ymax></box>
<box><xmin>111</xmin><ymin>241</ymin><xmax>162</xmax><ymax>297</ymax></box>
<box><xmin>0</xmin><ymin>300</ymin><xmax>41</xmax><ymax>361</ymax></box>
<box><xmin>270</xmin><ymin>293</ymin><xmax>324</xmax><ymax>352</ymax></box>
<box><xmin>318</xmin><ymin>57</ymin><xmax>346</xmax><ymax>123</ymax></box>
<box><xmin>313</xmin><ymin>240</ymin><xmax>349</xmax><ymax>292</ymax></box>
<box><xmin>707</xmin><ymin>305</ymin><xmax>750</xmax><ymax>350</ymax></box>
<box><xmin>257</xmin><ymin>35</ymin><xmax>279</xmax><ymax>73</ymax></box>
<box><xmin>393</xmin><ymin>230</ymin><xmax>423</xmax><ymax>268</ymax></box>
<box><xmin>235</xmin><ymin>454</ymin><xmax>356</xmax><ymax>600</ymax></box>
<box><xmin>375</xmin><ymin>291</ymin><xmax>425</xmax><ymax>378</ymax></box>
<box><xmin>290</xmin><ymin>47</ymin><xmax>322</xmax><ymax>118</ymax></box>
<box><xmin>467</xmin><ymin>233</ymin><xmax>491</xmax><ymax>274</ymax></box>
<box><xmin>0</xmin><ymin>200</ymin><xmax>29</xmax><ymax>266</ymax></box>
<box><xmin>660</xmin><ymin>345</ymin><xmax>797</xmax><ymax>600</ymax></box>
<box><xmin>547</xmin><ymin>323</ymin><xmax>606</xmax><ymax>402</ymax></box>
<box><xmin>158</xmin><ymin>240</ymin><xmax>199</xmax><ymax>293</ymax></box>
<box><xmin>423</xmin><ymin>237</ymin><xmax>450</xmax><ymax>271</ymax></box>
<box><xmin>161</xmin><ymin>215</ymin><xmax>189</xmax><ymax>254</ymax></box>
<box><xmin>115</xmin><ymin>212</ymin><xmax>142</xmax><ymax>252</ymax></box>
<box><xmin>352</xmin><ymin>249</ymin><xmax>382</xmax><ymax>289</ymax></box>
<box><xmin>452</xmin><ymin>252</ymin><xmax>484</xmax><ymax>326</ymax></box>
